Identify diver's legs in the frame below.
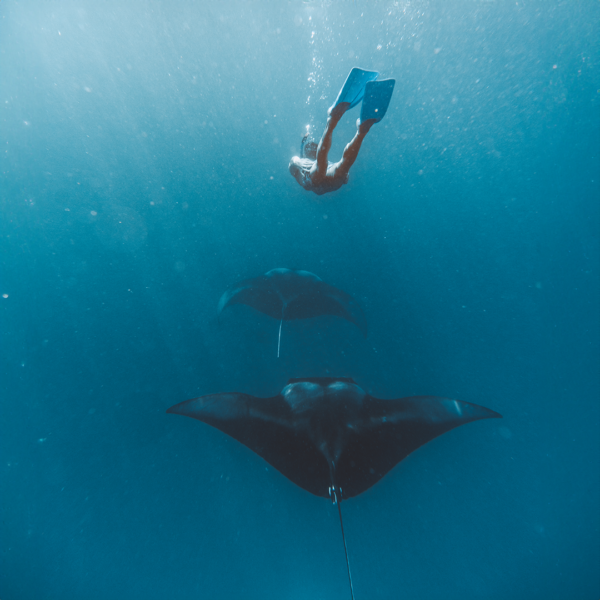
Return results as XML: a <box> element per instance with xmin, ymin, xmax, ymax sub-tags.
<box><xmin>311</xmin><ymin>102</ymin><xmax>350</xmax><ymax>180</ymax></box>
<box><xmin>334</xmin><ymin>118</ymin><xmax>376</xmax><ymax>177</ymax></box>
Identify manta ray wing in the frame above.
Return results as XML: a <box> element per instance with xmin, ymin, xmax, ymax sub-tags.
<box><xmin>167</xmin><ymin>392</ymin><xmax>331</xmax><ymax>496</ymax></box>
<box><xmin>336</xmin><ymin>395</ymin><xmax>502</xmax><ymax>498</ymax></box>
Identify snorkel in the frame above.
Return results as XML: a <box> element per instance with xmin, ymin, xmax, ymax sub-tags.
<box><xmin>300</xmin><ymin>124</ymin><xmax>318</xmax><ymax>160</ymax></box>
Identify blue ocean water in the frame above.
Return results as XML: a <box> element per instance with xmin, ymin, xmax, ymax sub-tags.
<box><xmin>1</xmin><ymin>1</ymin><xmax>599</xmax><ymax>598</ymax></box>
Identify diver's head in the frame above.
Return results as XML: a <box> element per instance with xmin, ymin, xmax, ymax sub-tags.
<box><xmin>289</xmin><ymin>158</ymin><xmax>301</xmax><ymax>179</ymax></box>
<box><xmin>300</xmin><ymin>130</ymin><xmax>317</xmax><ymax>161</ymax></box>
<box><xmin>289</xmin><ymin>157</ymin><xmax>313</xmax><ymax>188</ymax></box>
<box><xmin>302</xmin><ymin>141</ymin><xmax>318</xmax><ymax>160</ymax></box>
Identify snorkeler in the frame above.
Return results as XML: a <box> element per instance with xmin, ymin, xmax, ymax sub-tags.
<box><xmin>289</xmin><ymin>68</ymin><xmax>395</xmax><ymax>196</ymax></box>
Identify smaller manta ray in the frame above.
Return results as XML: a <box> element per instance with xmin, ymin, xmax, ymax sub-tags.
<box><xmin>167</xmin><ymin>377</ymin><xmax>501</xmax><ymax>599</ymax></box>
<box><xmin>217</xmin><ymin>268</ymin><xmax>367</xmax><ymax>357</ymax></box>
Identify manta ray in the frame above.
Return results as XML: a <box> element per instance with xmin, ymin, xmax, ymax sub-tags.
<box><xmin>167</xmin><ymin>376</ymin><xmax>501</xmax><ymax>599</ymax></box>
<box><xmin>218</xmin><ymin>268</ymin><xmax>367</xmax><ymax>356</ymax></box>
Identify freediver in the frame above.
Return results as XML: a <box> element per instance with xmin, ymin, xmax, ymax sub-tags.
<box><xmin>289</xmin><ymin>68</ymin><xmax>395</xmax><ymax>196</ymax></box>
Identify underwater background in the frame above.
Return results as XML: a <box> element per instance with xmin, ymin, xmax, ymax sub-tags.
<box><xmin>1</xmin><ymin>1</ymin><xmax>598</xmax><ymax>598</ymax></box>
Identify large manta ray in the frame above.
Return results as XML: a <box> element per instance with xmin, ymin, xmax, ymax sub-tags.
<box><xmin>167</xmin><ymin>376</ymin><xmax>501</xmax><ymax>599</ymax></box>
<box><xmin>218</xmin><ymin>268</ymin><xmax>367</xmax><ymax>356</ymax></box>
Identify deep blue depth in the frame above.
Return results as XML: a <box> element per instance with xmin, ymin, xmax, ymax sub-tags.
<box><xmin>1</xmin><ymin>1</ymin><xmax>599</xmax><ymax>599</ymax></box>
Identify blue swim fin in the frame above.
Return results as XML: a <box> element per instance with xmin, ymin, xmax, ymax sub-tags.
<box><xmin>330</xmin><ymin>67</ymin><xmax>380</xmax><ymax>111</ymax></box>
<box><xmin>360</xmin><ymin>79</ymin><xmax>396</xmax><ymax>123</ymax></box>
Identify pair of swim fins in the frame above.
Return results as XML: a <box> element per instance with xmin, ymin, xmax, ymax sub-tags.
<box><xmin>330</xmin><ymin>67</ymin><xmax>395</xmax><ymax>123</ymax></box>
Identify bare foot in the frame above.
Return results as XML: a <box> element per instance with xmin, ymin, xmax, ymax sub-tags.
<box><xmin>327</xmin><ymin>101</ymin><xmax>350</xmax><ymax>123</ymax></box>
<box><xmin>357</xmin><ymin>117</ymin><xmax>376</xmax><ymax>135</ymax></box>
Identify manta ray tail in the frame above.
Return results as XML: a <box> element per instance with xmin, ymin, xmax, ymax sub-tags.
<box><xmin>336</xmin><ymin>494</ymin><xmax>355</xmax><ymax>600</ymax></box>
<box><xmin>277</xmin><ymin>304</ymin><xmax>285</xmax><ymax>358</ymax></box>
<box><xmin>277</xmin><ymin>318</ymin><xmax>283</xmax><ymax>358</ymax></box>
<box><xmin>330</xmin><ymin>464</ymin><xmax>355</xmax><ymax>600</ymax></box>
